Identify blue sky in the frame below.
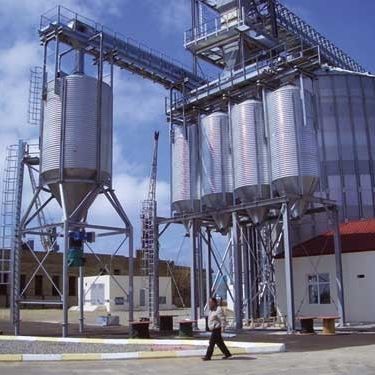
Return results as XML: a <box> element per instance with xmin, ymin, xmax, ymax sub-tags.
<box><xmin>0</xmin><ymin>0</ymin><xmax>374</xmax><ymax>264</ymax></box>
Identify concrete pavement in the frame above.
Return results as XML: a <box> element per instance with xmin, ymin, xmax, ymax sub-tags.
<box><xmin>0</xmin><ymin>344</ymin><xmax>374</xmax><ymax>375</ymax></box>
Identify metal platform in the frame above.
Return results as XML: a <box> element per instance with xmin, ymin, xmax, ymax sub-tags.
<box><xmin>186</xmin><ymin>0</ymin><xmax>365</xmax><ymax>73</ymax></box>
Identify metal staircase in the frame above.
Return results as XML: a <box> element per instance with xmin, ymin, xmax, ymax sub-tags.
<box><xmin>0</xmin><ymin>142</ymin><xmax>25</xmax><ymax>286</ymax></box>
<box><xmin>140</xmin><ymin>131</ymin><xmax>159</xmax><ymax>324</ymax></box>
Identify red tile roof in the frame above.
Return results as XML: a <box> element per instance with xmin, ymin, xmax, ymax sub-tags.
<box><xmin>278</xmin><ymin>219</ymin><xmax>375</xmax><ymax>258</ymax></box>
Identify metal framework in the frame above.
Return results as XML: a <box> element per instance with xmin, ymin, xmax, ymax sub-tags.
<box><xmin>8</xmin><ymin>7</ymin><xmax>136</xmax><ymax>337</ymax></box>
<box><xmin>157</xmin><ymin>196</ymin><xmax>345</xmax><ymax>331</ymax></box>
<box><xmin>39</xmin><ymin>6</ymin><xmax>206</xmax><ymax>92</ymax></box>
<box><xmin>187</xmin><ymin>0</ymin><xmax>365</xmax><ymax>73</ymax></box>
<box><xmin>140</xmin><ymin>131</ymin><xmax>160</xmax><ymax>326</ymax></box>
<box><xmin>12</xmin><ymin>179</ymin><xmax>134</xmax><ymax>336</ymax></box>
<box><xmin>3</xmin><ymin>1</ymin><xmax>355</xmax><ymax>335</ymax></box>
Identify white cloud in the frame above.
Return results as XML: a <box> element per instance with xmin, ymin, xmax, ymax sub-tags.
<box><xmin>113</xmin><ymin>73</ymin><xmax>166</xmax><ymax>129</ymax></box>
<box><xmin>0</xmin><ymin>0</ymin><xmax>179</xmax><ymax>259</ymax></box>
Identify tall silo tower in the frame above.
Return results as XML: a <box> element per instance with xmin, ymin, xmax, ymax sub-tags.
<box><xmin>12</xmin><ymin>45</ymin><xmax>134</xmax><ymax>337</ymax></box>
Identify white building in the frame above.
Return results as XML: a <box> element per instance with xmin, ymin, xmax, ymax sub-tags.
<box><xmin>275</xmin><ymin>219</ymin><xmax>375</xmax><ymax>324</ymax></box>
<box><xmin>79</xmin><ymin>275</ymin><xmax>174</xmax><ymax>312</ymax></box>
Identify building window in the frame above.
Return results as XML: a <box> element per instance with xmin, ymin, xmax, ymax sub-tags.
<box><xmin>159</xmin><ymin>296</ymin><xmax>167</xmax><ymax>305</ymax></box>
<box><xmin>69</xmin><ymin>276</ymin><xmax>77</xmax><ymax>297</ymax></box>
<box><xmin>35</xmin><ymin>275</ymin><xmax>43</xmax><ymax>296</ymax></box>
<box><xmin>308</xmin><ymin>273</ymin><xmax>331</xmax><ymax>304</ymax></box>
<box><xmin>52</xmin><ymin>275</ymin><xmax>60</xmax><ymax>296</ymax></box>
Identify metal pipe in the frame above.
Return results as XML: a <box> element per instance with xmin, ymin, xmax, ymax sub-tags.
<box><xmin>96</xmin><ymin>32</ymin><xmax>104</xmax><ymax>183</ymax></box>
<box><xmin>59</xmin><ymin>184</ymin><xmax>69</xmax><ymax>337</ymax></box>
<box><xmin>75</xmin><ymin>49</ymin><xmax>85</xmax><ymax>74</ymax></box>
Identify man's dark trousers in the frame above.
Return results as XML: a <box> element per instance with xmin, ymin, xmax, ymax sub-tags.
<box><xmin>205</xmin><ymin>328</ymin><xmax>231</xmax><ymax>359</ymax></box>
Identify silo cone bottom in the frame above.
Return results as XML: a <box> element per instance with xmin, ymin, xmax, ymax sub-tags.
<box><xmin>49</xmin><ymin>182</ymin><xmax>99</xmax><ymax>222</ymax></box>
<box><xmin>212</xmin><ymin>213</ymin><xmax>231</xmax><ymax>234</ymax></box>
<box><xmin>247</xmin><ymin>207</ymin><xmax>268</xmax><ymax>225</ymax></box>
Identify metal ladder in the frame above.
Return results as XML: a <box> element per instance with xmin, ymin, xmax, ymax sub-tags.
<box><xmin>140</xmin><ymin>199</ymin><xmax>156</xmax><ymax>319</ymax></box>
<box><xmin>0</xmin><ymin>141</ymin><xmax>25</xmax><ymax>286</ymax></box>
<box><xmin>27</xmin><ymin>67</ymin><xmax>43</xmax><ymax>126</ymax></box>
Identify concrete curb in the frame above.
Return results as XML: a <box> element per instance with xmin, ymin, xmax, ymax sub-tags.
<box><xmin>0</xmin><ymin>335</ymin><xmax>285</xmax><ymax>362</ymax></box>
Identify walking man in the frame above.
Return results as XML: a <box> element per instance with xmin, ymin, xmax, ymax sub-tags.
<box><xmin>202</xmin><ymin>297</ymin><xmax>232</xmax><ymax>361</ymax></box>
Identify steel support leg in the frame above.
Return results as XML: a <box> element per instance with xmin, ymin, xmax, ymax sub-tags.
<box><xmin>242</xmin><ymin>226</ymin><xmax>251</xmax><ymax>322</ymax></box>
<box><xmin>190</xmin><ymin>220</ymin><xmax>198</xmax><ymax>323</ymax></box>
<box><xmin>248</xmin><ymin>227</ymin><xmax>258</xmax><ymax>320</ymax></box>
<box><xmin>197</xmin><ymin>230</ymin><xmax>204</xmax><ymax>317</ymax></box>
<box><xmin>153</xmin><ymin>219</ymin><xmax>160</xmax><ymax>328</ymax></box>
<box><xmin>62</xmin><ymin>219</ymin><xmax>69</xmax><ymax>337</ymax></box>
<box><xmin>232</xmin><ymin>212</ymin><xmax>243</xmax><ymax>330</ymax></box>
<box><xmin>332</xmin><ymin>207</ymin><xmax>346</xmax><ymax>326</ymax></box>
<box><xmin>205</xmin><ymin>229</ymin><xmax>213</xmax><ymax>304</ymax></box>
<box><xmin>282</xmin><ymin>203</ymin><xmax>295</xmax><ymax>333</ymax></box>
<box><xmin>79</xmin><ymin>266</ymin><xmax>84</xmax><ymax>333</ymax></box>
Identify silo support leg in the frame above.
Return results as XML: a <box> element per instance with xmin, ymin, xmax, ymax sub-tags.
<box><xmin>79</xmin><ymin>266</ymin><xmax>84</xmax><ymax>333</ymax></box>
<box><xmin>190</xmin><ymin>220</ymin><xmax>198</xmax><ymax>323</ymax></box>
<box><xmin>62</xmin><ymin>219</ymin><xmax>69</xmax><ymax>338</ymax></box>
<box><xmin>282</xmin><ymin>203</ymin><xmax>295</xmax><ymax>333</ymax></box>
<box><xmin>232</xmin><ymin>213</ymin><xmax>243</xmax><ymax>330</ymax></box>
<box><xmin>333</xmin><ymin>208</ymin><xmax>346</xmax><ymax>326</ymax></box>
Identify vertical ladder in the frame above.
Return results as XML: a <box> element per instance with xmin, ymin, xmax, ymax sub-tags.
<box><xmin>27</xmin><ymin>67</ymin><xmax>43</xmax><ymax>126</ymax></box>
<box><xmin>140</xmin><ymin>131</ymin><xmax>159</xmax><ymax>323</ymax></box>
<box><xmin>0</xmin><ymin>141</ymin><xmax>25</xmax><ymax>288</ymax></box>
<box><xmin>140</xmin><ymin>199</ymin><xmax>156</xmax><ymax>320</ymax></box>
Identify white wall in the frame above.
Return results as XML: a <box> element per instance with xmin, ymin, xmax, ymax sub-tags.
<box><xmin>79</xmin><ymin>275</ymin><xmax>173</xmax><ymax>312</ymax></box>
<box><xmin>275</xmin><ymin>251</ymin><xmax>375</xmax><ymax>323</ymax></box>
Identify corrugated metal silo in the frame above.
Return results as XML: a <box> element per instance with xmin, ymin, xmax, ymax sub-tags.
<box><xmin>231</xmin><ymin>99</ymin><xmax>270</xmax><ymax>223</ymax></box>
<box><xmin>267</xmin><ymin>84</ymin><xmax>320</xmax><ymax>217</ymax></box>
<box><xmin>41</xmin><ymin>74</ymin><xmax>113</xmax><ymax>221</ymax></box>
<box><xmin>171</xmin><ymin>124</ymin><xmax>200</xmax><ymax>214</ymax></box>
<box><xmin>201</xmin><ymin>112</ymin><xmax>233</xmax><ymax>230</ymax></box>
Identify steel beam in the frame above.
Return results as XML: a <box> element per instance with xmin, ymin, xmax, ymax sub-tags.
<box><xmin>232</xmin><ymin>212</ymin><xmax>243</xmax><ymax>330</ymax></box>
<box><xmin>242</xmin><ymin>226</ymin><xmax>251</xmax><ymax>322</ymax></box>
<box><xmin>153</xmin><ymin>211</ymin><xmax>160</xmax><ymax>327</ymax></box>
<box><xmin>79</xmin><ymin>266</ymin><xmax>84</xmax><ymax>333</ymax></box>
<box><xmin>205</xmin><ymin>229</ymin><xmax>213</xmax><ymax>306</ymax></box>
<box><xmin>282</xmin><ymin>203</ymin><xmax>295</xmax><ymax>332</ymax></box>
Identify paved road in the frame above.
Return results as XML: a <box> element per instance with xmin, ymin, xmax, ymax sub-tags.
<box><xmin>1</xmin><ymin>344</ymin><xmax>374</xmax><ymax>375</ymax></box>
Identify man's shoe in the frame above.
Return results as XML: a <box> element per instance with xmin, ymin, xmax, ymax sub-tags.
<box><xmin>222</xmin><ymin>354</ymin><xmax>232</xmax><ymax>360</ymax></box>
<box><xmin>202</xmin><ymin>357</ymin><xmax>211</xmax><ymax>361</ymax></box>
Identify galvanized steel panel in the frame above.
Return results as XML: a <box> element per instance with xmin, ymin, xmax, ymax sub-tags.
<box><xmin>267</xmin><ymin>84</ymin><xmax>319</xmax><ymax>197</ymax></box>
<box><xmin>41</xmin><ymin>74</ymin><xmax>113</xmax><ymax>184</ymax></box>
<box><xmin>171</xmin><ymin>124</ymin><xmax>200</xmax><ymax>213</ymax></box>
<box><xmin>231</xmin><ymin>99</ymin><xmax>269</xmax><ymax>196</ymax></box>
<box><xmin>200</xmin><ymin>112</ymin><xmax>233</xmax><ymax>206</ymax></box>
